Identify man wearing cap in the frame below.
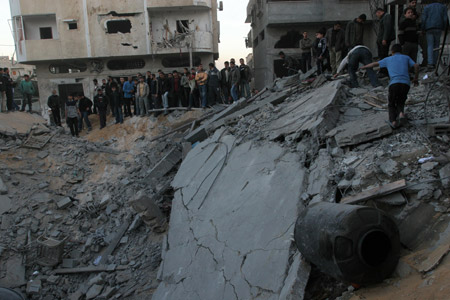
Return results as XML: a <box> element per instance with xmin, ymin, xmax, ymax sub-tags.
<box><xmin>345</xmin><ymin>14</ymin><xmax>367</xmax><ymax>51</ymax></box>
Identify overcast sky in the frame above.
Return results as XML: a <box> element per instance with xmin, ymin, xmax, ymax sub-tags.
<box><xmin>0</xmin><ymin>0</ymin><xmax>251</xmax><ymax>66</ymax></box>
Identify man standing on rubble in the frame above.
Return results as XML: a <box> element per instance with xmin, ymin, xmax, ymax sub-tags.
<box><xmin>326</xmin><ymin>22</ymin><xmax>345</xmax><ymax>75</ymax></box>
<box><xmin>230</xmin><ymin>60</ymin><xmax>240</xmax><ymax>102</ymax></box>
<box><xmin>158</xmin><ymin>72</ymin><xmax>171</xmax><ymax>115</ymax></box>
<box><xmin>239</xmin><ymin>58</ymin><xmax>252</xmax><ymax>99</ymax></box>
<box><xmin>93</xmin><ymin>89</ymin><xmax>109</xmax><ymax>129</ymax></box>
<box><xmin>422</xmin><ymin>0</ymin><xmax>448</xmax><ymax>70</ymax></box>
<box><xmin>300</xmin><ymin>32</ymin><xmax>313</xmax><ymax>72</ymax></box>
<box><xmin>220</xmin><ymin>61</ymin><xmax>232</xmax><ymax>103</ymax></box>
<box><xmin>345</xmin><ymin>14</ymin><xmax>366</xmax><ymax>51</ymax></box>
<box><xmin>361</xmin><ymin>44</ymin><xmax>419</xmax><ymax>129</ymax></box>
<box><xmin>47</xmin><ymin>90</ymin><xmax>62</xmax><ymax>126</ymax></box>
<box><xmin>376</xmin><ymin>8</ymin><xmax>395</xmax><ymax>60</ymax></box>
<box><xmin>136</xmin><ymin>76</ymin><xmax>150</xmax><ymax>116</ymax></box>
<box><xmin>110</xmin><ymin>84</ymin><xmax>123</xmax><ymax>124</ymax></box>
<box><xmin>3</xmin><ymin>68</ymin><xmax>15</xmax><ymax>111</ymax></box>
<box><xmin>334</xmin><ymin>45</ymin><xmax>380</xmax><ymax>88</ymax></box>
<box><xmin>122</xmin><ymin>76</ymin><xmax>134</xmax><ymax>118</ymax></box>
<box><xmin>399</xmin><ymin>7</ymin><xmax>419</xmax><ymax>62</ymax></box>
<box><xmin>195</xmin><ymin>64</ymin><xmax>208</xmax><ymax>108</ymax></box>
<box><xmin>19</xmin><ymin>74</ymin><xmax>35</xmax><ymax>112</ymax></box>
<box><xmin>78</xmin><ymin>93</ymin><xmax>93</xmax><ymax>132</ymax></box>
<box><xmin>207</xmin><ymin>63</ymin><xmax>221</xmax><ymax>106</ymax></box>
<box><xmin>65</xmin><ymin>93</ymin><xmax>79</xmax><ymax>137</ymax></box>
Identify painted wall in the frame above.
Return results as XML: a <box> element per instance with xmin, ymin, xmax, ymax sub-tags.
<box><xmin>23</xmin><ymin>15</ymin><xmax>59</xmax><ymax>40</ymax></box>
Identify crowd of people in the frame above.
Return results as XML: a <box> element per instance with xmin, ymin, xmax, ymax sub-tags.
<box><xmin>45</xmin><ymin>58</ymin><xmax>253</xmax><ymax>137</ymax></box>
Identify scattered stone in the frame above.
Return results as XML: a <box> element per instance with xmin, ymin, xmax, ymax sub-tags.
<box><xmin>379</xmin><ymin>159</ymin><xmax>399</xmax><ymax>177</ymax></box>
<box><xmin>120</xmin><ymin>236</ymin><xmax>129</xmax><ymax>244</ymax></box>
<box><xmin>350</xmin><ymin>87</ymin><xmax>368</xmax><ymax>96</ymax></box>
<box><xmin>129</xmin><ymin>192</ymin><xmax>166</xmax><ymax>232</ymax></box>
<box><xmin>127</xmin><ymin>214</ymin><xmax>142</xmax><ymax>232</ymax></box>
<box><xmin>62</xmin><ymin>259</ymin><xmax>79</xmax><ymax>269</ymax></box>
<box><xmin>88</xmin><ymin>274</ymin><xmax>105</xmax><ymax>286</ymax></box>
<box><xmin>400</xmin><ymin>167</ymin><xmax>412</xmax><ymax>176</ymax></box>
<box><xmin>376</xmin><ymin>192</ymin><xmax>407</xmax><ymax>206</ymax></box>
<box><xmin>86</xmin><ymin>284</ymin><xmax>104</xmax><ymax>300</ymax></box>
<box><xmin>0</xmin><ymin>177</ymin><xmax>7</xmax><ymax>195</ymax></box>
<box><xmin>98</xmin><ymin>286</ymin><xmax>117</xmax><ymax>299</ymax></box>
<box><xmin>57</xmin><ymin>197</ymin><xmax>72</xmax><ymax>209</ymax></box>
<box><xmin>47</xmin><ymin>275</ymin><xmax>60</xmax><ymax>284</ymax></box>
<box><xmin>26</xmin><ymin>279</ymin><xmax>42</xmax><ymax>295</ymax></box>
<box><xmin>37</xmin><ymin>151</ymin><xmax>49</xmax><ymax>159</ymax></box>
<box><xmin>417</xmin><ymin>188</ymin><xmax>434</xmax><ymax>201</ymax></box>
<box><xmin>100</xmin><ymin>194</ymin><xmax>111</xmax><ymax>207</ymax></box>
<box><xmin>422</xmin><ymin>161</ymin><xmax>439</xmax><ymax>171</ymax></box>
<box><xmin>439</xmin><ymin>163</ymin><xmax>450</xmax><ymax>188</ymax></box>
<box><xmin>0</xmin><ymin>195</ymin><xmax>12</xmax><ymax>215</ymax></box>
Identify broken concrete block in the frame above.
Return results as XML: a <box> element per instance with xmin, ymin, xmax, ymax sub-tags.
<box><xmin>88</xmin><ymin>274</ymin><xmax>105</xmax><ymax>286</ymax></box>
<box><xmin>129</xmin><ymin>192</ymin><xmax>166</xmax><ymax>232</ymax></box>
<box><xmin>350</xmin><ymin>87</ymin><xmax>368</xmax><ymax>96</ymax></box>
<box><xmin>0</xmin><ymin>195</ymin><xmax>12</xmax><ymax>215</ymax></box>
<box><xmin>439</xmin><ymin>163</ymin><xmax>450</xmax><ymax>189</ymax></box>
<box><xmin>329</xmin><ymin>113</ymin><xmax>392</xmax><ymax>147</ymax></box>
<box><xmin>422</xmin><ymin>161</ymin><xmax>439</xmax><ymax>171</ymax></box>
<box><xmin>146</xmin><ymin>148</ymin><xmax>182</xmax><ymax>180</ymax></box>
<box><xmin>279</xmin><ymin>252</ymin><xmax>311</xmax><ymax>300</ymax></box>
<box><xmin>26</xmin><ymin>279</ymin><xmax>42</xmax><ymax>295</ymax></box>
<box><xmin>127</xmin><ymin>214</ymin><xmax>142</xmax><ymax>232</ymax></box>
<box><xmin>0</xmin><ymin>178</ymin><xmax>7</xmax><ymax>195</ymax></box>
<box><xmin>37</xmin><ymin>151</ymin><xmax>49</xmax><ymax>159</ymax></box>
<box><xmin>119</xmin><ymin>236</ymin><xmax>128</xmax><ymax>244</ymax></box>
<box><xmin>0</xmin><ymin>255</ymin><xmax>26</xmax><ymax>288</ymax></box>
<box><xmin>99</xmin><ymin>194</ymin><xmax>110</xmax><ymax>207</ymax></box>
<box><xmin>56</xmin><ymin>197</ymin><xmax>72</xmax><ymax>209</ymax></box>
<box><xmin>46</xmin><ymin>275</ymin><xmax>60</xmax><ymax>284</ymax></box>
<box><xmin>62</xmin><ymin>259</ymin><xmax>79</xmax><ymax>268</ymax></box>
<box><xmin>376</xmin><ymin>192</ymin><xmax>407</xmax><ymax>206</ymax></box>
<box><xmin>97</xmin><ymin>286</ymin><xmax>117</xmax><ymax>299</ymax></box>
<box><xmin>379</xmin><ymin>159</ymin><xmax>399</xmax><ymax>176</ymax></box>
<box><xmin>86</xmin><ymin>284</ymin><xmax>104</xmax><ymax>300</ymax></box>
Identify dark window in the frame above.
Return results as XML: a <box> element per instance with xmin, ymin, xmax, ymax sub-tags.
<box><xmin>260</xmin><ymin>30</ymin><xmax>265</xmax><ymax>41</ymax></box>
<box><xmin>161</xmin><ymin>55</ymin><xmax>201</xmax><ymax>68</ymax></box>
<box><xmin>176</xmin><ymin>20</ymin><xmax>189</xmax><ymax>33</ymax></box>
<box><xmin>68</xmin><ymin>23</ymin><xmax>78</xmax><ymax>30</ymax></box>
<box><xmin>107</xmin><ymin>59</ymin><xmax>145</xmax><ymax>70</ymax></box>
<box><xmin>274</xmin><ymin>30</ymin><xmax>301</xmax><ymax>48</ymax></box>
<box><xmin>49</xmin><ymin>62</ymin><xmax>87</xmax><ymax>74</ymax></box>
<box><xmin>106</xmin><ymin>20</ymin><xmax>132</xmax><ymax>34</ymax></box>
<box><xmin>40</xmin><ymin>27</ymin><xmax>53</xmax><ymax>39</ymax></box>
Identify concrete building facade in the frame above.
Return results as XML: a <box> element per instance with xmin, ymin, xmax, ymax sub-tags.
<box><xmin>246</xmin><ymin>0</ymin><xmax>375</xmax><ymax>90</ymax></box>
<box><xmin>9</xmin><ymin>0</ymin><xmax>220</xmax><ymax>118</ymax></box>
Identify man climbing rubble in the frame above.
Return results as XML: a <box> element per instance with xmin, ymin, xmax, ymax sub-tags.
<box><xmin>361</xmin><ymin>44</ymin><xmax>419</xmax><ymax>129</ymax></box>
<box><xmin>334</xmin><ymin>45</ymin><xmax>380</xmax><ymax>88</ymax></box>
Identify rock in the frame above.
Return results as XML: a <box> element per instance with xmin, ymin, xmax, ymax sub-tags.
<box><xmin>56</xmin><ymin>197</ymin><xmax>72</xmax><ymax>209</ymax></box>
<box><xmin>100</xmin><ymin>194</ymin><xmax>110</xmax><ymax>207</ymax></box>
<box><xmin>26</xmin><ymin>279</ymin><xmax>42</xmax><ymax>295</ymax></box>
<box><xmin>88</xmin><ymin>274</ymin><xmax>105</xmax><ymax>286</ymax></box>
<box><xmin>350</xmin><ymin>87</ymin><xmax>368</xmax><ymax>96</ymax></box>
<box><xmin>439</xmin><ymin>164</ymin><xmax>450</xmax><ymax>188</ymax></box>
<box><xmin>62</xmin><ymin>259</ymin><xmax>79</xmax><ymax>268</ymax></box>
<box><xmin>344</xmin><ymin>168</ymin><xmax>355</xmax><ymax>180</ymax></box>
<box><xmin>379</xmin><ymin>159</ymin><xmax>399</xmax><ymax>176</ymax></box>
<box><xmin>97</xmin><ymin>286</ymin><xmax>117</xmax><ymax>299</ymax></box>
<box><xmin>0</xmin><ymin>177</ymin><xmax>7</xmax><ymax>195</ymax></box>
<box><xmin>86</xmin><ymin>284</ymin><xmax>104</xmax><ymax>300</ymax></box>
<box><xmin>422</xmin><ymin>161</ymin><xmax>439</xmax><ymax>171</ymax></box>
<box><xmin>417</xmin><ymin>188</ymin><xmax>434</xmax><ymax>201</ymax></box>
<box><xmin>105</xmin><ymin>203</ymin><xmax>119</xmax><ymax>215</ymax></box>
<box><xmin>127</xmin><ymin>215</ymin><xmax>142</xmax><ymax>232</ymax></box>
<box><xmin>47</xmin><ymin>275</ymin><xmax>60</xmax><ymax>284</ymax></box>
<box><xmin>400</xmin><ymin>167</ymin><xmax>412</xmax><ymax>176</ymax></box>
<box><xmin>343</xmin><ymin>156</ymin><xmax>358</xmax><ymax>165</ymax></box>
<box><xmin>0</xmin><ymin>195</ymin><xmax>12</xmax><ymax>215</ymax></box>
<box><xmin>129</xmin><ymin>192</ymin><xmax>166</xmax><ymax>232</ymax></box>
<box><xmin>37</xmin><ymin>151</ymin><xmax>49</xmax><ymax>159</ymax></box>
<box><xmin>343</xmin><ymin>108</ymin><xmax>363</xmax><ymax>120</ymax></box>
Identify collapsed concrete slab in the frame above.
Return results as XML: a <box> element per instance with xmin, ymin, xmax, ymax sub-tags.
<box><xmin>0</xmin><ymin>112</ymin><xmax>47</xmax><ymax>137</ymax></box>
<box><xmin>327</xmin><ymin>112</ymin><xmax>393</xmax><ymax>148</ymax></box>
<box><xmin>266</xmin><ymin>81</ymin><xmax>342</xmax><ymax>141</ymax></box>
<box><xmin>153</xmin><ymin>130</ymin><xmax>307</xmax><ymax>299</ymax></box>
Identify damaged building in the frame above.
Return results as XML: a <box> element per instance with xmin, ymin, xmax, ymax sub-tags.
<box><xmin>245</xmin><ymin>0</ymin><xmax>375</xmax><ymax>90</ymax></box>
<box><xmin>8</xmin><ymin>0</ymin><xmax>220</xmax><ymax>119</ymax></box>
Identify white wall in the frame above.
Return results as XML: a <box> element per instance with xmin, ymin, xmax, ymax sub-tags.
<box><xmin>23</xmin><ymin>15</ymin><xmax>58</xmax><ymax>40</ymax></box>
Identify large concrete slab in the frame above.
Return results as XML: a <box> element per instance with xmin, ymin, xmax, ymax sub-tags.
<box><xmin>327</xmin><ymin>112</ymin><xmax>393</xmax><ymax>147</ymax></box>
<box><xmin>266</xmin><ymin>81</ymin><xmax>341</xmax><ymax>140</ymax></box>
<box><xmin>0</xmin><ymin>111</ymin><xmax>47</xmax><ymax>136</ymax></box>
<box><xmin>153</xmin><ymin>130</ymin><xmax>306</xmax><ymax>300</ymax></box>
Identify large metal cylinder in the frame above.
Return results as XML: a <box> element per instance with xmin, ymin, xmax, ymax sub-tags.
<box><xmin>0</xmin><ymin>287</ymin><xmax>25</xmax><ymax>300</ymax></box>
<box><xmin>294</xmin><ymin>202</ymin><xmax>400</xmax><ymax>284</ymax></box>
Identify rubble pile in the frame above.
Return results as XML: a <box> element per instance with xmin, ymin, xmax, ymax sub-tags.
<box><xmin>0</xmin><ymin>68</ymin><xmax>449</xmax><ymax>300</ymax></box>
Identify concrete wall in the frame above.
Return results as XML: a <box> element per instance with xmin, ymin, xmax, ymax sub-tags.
<box><xmin>10</xmin><ymin>0</ymin><xmax>219</xmax><ymax>63</ymax></box>
<box><xmin>147</xmin><ymin>0</ymin><xmax>212</xmax><ymax>9</ymax></box>
<box><xmin>23</xmin><ymin>15</ymin><xmax>58</xmax><ymax>40</ymax></box>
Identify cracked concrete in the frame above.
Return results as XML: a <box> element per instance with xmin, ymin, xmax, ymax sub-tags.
<box><xmin>153</xmin><ymin>131</ymin><xmax>306</xmax><ymax>299</ymax></box>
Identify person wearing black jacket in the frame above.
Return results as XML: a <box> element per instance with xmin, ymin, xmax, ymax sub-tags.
<box><xmin>220</xmin><ymin>61</ymin><xmax>232</xmax><ymax>104</ymax></box>
<box><xmin>47</xmin><ymin>90</ymin><xmax>62</xmax><ymax>126</ymax></box>
<box><xmin>399</xmin><ymin>7</ymin><xmax>419</xmax><ymax>62</ymax></box>
<box><xmin>93</xmin><ymin>89</ymin><xmax>109</xmax><ymax>129</ymax></box>
<box><xmin>110</xmin><ymin>84</ymin><xmax>123</xmax><ymax>124</ymax></box>
<box><xmin>2</xmin><ymin>68</ymin><xmax>14</xmax><ymax>111</ymax></box>
<box><xmin>78</xmin><ymin>94</ymin><xmax>93</xmax><ymax>131</ymax></box>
